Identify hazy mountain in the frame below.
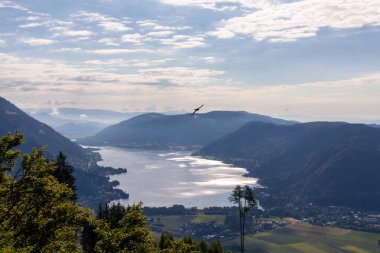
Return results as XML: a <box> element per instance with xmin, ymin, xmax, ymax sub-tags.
<box><xmin>0</xmin><ymin>97</ymin><xmax>91</xmax><ymax>165</ymax></box>
<box><xmin>26</xmin><ymin>107</ymin><xmax>139</xmax><ymax>126</ymax></box>
<box><xmin>55</xmin><ymin>122</ymin><xmax>108</xmax><ymax>139</ymax></box>
<box><xmin>79</xmin><ymin>111</ymin><xmax>295</xmax><ymax>149</ymax></box>
<box><xmin>196</xmin><ymin>121</ymin><xmax>380</xmax><ymax>211</ymax></box>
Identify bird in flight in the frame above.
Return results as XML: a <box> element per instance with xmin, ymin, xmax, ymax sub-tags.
<box><xmin>191</xmin><ymin>104</ymin><xmax>204</xmax><ymax>116</ymax></box>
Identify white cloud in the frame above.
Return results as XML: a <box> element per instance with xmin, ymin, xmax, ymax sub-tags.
<box><xmin>146</xmin><ymin>30</ymin><xmax>175</xmax><ymax>37</ymax></box>
<box><xmin>0</xmin><ymin>0</ymin><xmax>29</xmax><ymax>11</ymax></box>
<box><xmin>0</xmin><ymin>39</ymin><xmax>5</xmax><ymax>46</ymax></box>
<box><xmin>208</xmin><ymin>0</ymin><xmax>380</xmax><ymax>42</ymax></box>
<box><xmin>19</xmin><ymin>19</ymin><xmax>73</xmax><ymax>29</ymax></box>
<box><xmin>190</xmin><ymin>56</ymin><xmax>224</xmax><ymax>63</ymax></box>
<box><xmin>0</xmin><ymin>53</ymin><xmax>224</xmax><ymax>94</ymax></box>
<box><xmin>159</xmin><ymin>35</ymin><xmax>208</xmax><ymax>48</ymax></box>
<box><xmin>159</xmin><ymin>0</ymin><xmax>273</xmax><ymax>11</ymax></box>
<box><xmin>99</xmin><ymin>38</ymin><xmax>119</xmax><ymax>46</ymax></box>
<box><xmin>73</xmin><ymin>11</ymin><xmax>132</xmax><ymax>32</ymax></box>
<box><xmin>137</xmin><ymin>20</ymin><xmax>192</xmax><ymax>31</ymax></box>
<box><xmin>50</xmin><ymin>108</ymin><xmax>59</xmax><ymax>116</ymax></box>
<box><xmin>60</xmin><ymin>29</ymin><xmax>93</xmax><ymax>37</ymax></box>
<box><xmin>20</xmin><ymin>37</ymin><xmax>56</xmax><ymax>46</ymax></box>
<box><xmin>121</xmin><ymin>33</ymin><xmax>144</xmax><ymax>44</ymax></box>
<box><xmin>87</xmin><ymin>48</ymin><xmax>153</xmax><ymax>54</ymax></box>
<box><xmin>98</xmin><ymin>21</ymin><xmax>131</xmax><ymax>31</ymax></box>
<box><xmin>54</xmin><ymin>48</ymin><xmax>82</xmax><ymax>52</ymax></box>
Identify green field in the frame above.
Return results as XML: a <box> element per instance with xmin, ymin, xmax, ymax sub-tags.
<box><xmin>223</xmin><ymin>227</ymin><xmax>380</xmax><ymax>253</ymax></box>
<box><xmin>148</xmin><ymin>214</ymin><xmax>380</xmax><ymax>253</ymax></box>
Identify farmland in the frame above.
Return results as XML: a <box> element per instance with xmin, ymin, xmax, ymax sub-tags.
<box><xmin>147</xmin><ymin>214</ymin><xmax>380</xmax><ymax>253</ymax></box>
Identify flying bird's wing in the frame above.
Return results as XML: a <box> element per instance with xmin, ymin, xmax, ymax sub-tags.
<box><xmin>190</xmin><ymin>104</ymin><xmax>204</xmax><ymax>116</ymax></box>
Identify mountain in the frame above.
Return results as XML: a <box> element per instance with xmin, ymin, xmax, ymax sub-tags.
<box><xmin>0</xmin><ymin>97</ymin><xmax>128</xmax><ymax>208</ymax></box>
<box><xmin>26</xmin><ymin>107</ymin><xmax>139</xmax><ymax>127</ymax></box>
<box><xmin>195</xmin><ymin>121</ymin><xmax>380</xmax><ymax>211</ymax></box>
<box><xmin>55</xmin><ymin>122</ymin><xmax>107</xmax><ymax>139</ymax></box>
<box><xmin>79</xmin><ymin>111</ymin><xmax>295</xmax><ymax>149</ymax></box>
<box><xmin>0</xmin><ymin>97</ymin><xmax>91</xmax><ymax>165</ymax></box>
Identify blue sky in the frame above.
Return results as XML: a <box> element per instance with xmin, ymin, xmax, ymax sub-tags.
<box><xmin>0</xmin><ymin>0</ymin><xmax>380</xmax><ymax>123</ymax></box>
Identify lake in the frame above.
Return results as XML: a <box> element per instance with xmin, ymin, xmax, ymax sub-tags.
<box><xmin>96</xmin><ymin>146</ymin><xmax>258</xmax><ymax>208</ymax></box>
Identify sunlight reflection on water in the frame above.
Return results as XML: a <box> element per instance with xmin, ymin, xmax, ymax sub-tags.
<box><xmin>96</xmin><ymin>146</ymin><xmax>258</xmax><ymax>208</ymax></box>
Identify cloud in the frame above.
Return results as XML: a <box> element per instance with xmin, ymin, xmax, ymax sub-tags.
<box><xmin>98</xmin><ymin>21</ymin><xmax>131</xmax><ymax>31</ymax></box>
<box><xmin>87</xmin><ymin>48</ymin><xmax>153</xmax><ymax>54</ymax></box>
<box><xmin>98</xmin><ymin>38</ymin><xmax>119</xmax><ymax>46</ymax></box>
<box><xmin>159</xmin><ymin>0</ymin><xmax>273</xmax><ymax>11</ymax></box>
<box><xmin>18</xmin><ymin>19</ymin><xmax>73</xmax><ymax>29</ymax></box>
<box><xmin>190</xmin><ymin>56</ymin><xmax>224</xmax><ymax>63</ymax></box>
<box><xmin>54</xmin><ymin>28</ymin><xmax>93</xmax><ymax>37</ymax></box>
<box><xmin>54</xmin><ymin>48</ymin><xmax>82</xmax><ymax>52</ymax></box>
<box><xmin>138</xmin><ymin>67</ymin><xmax>224</xmax><ymax>85</ymax></box>
<box><xmin>121</xmin><ymin>33</ymin><xmax>144</xmax><ymax>44</ymax></box>
<box><xmin>137</xmin><ymin>20</ymin><xmax>192</xmax><ymax>31</ymax></box>
<box><xmin>208</xmin><ymin>0</ymin><xmax>380</xmax><ymax>42</ymax></box>
<box><xmin>0</xmin><ymin>39</ymin><xmax>5</xmax><ymax>46</ymax></box>
<box><xmin>0</xmin><ymin>53</ymin><xmax>224</xmax><ymax>92</ymax></box>
<box><xmin>159</xmin><ymin>35</ymin><xmax>208</xmax><ymax>48</ymax></box>
<box><xmin>146</xmin><ymin>30</ymin><xmax>175</xmax><ymax>37</ymax></box>
<box><xmin>73</xmin><ymin>11</ymin><xmax>132</xmax><ymax>32</ymax></box>
<box><xmin>20</xmin><ymin>37</ymin><xmax>56</xmax><ymax>46</ymax></box>
<box><xmin>50</xmin><ymin>108</ymin><xmax>59</xmax><ymax>116</ymax></box>
<box><xmin>0</xmin><ymin>0</ymin><xmax>29</xmax><ymax>12</ymax></box>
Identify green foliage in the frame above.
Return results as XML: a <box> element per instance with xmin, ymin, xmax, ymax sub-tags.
<box><xmin>54</xmin><ymin>151</ymin><xmax>77</xmax><ymax>201</ymax></box>
<box><xmin>0</xmin><ymin>132</ymin><xmax>89</xmax><ymax>253</ymax></box>
<box><xmin>94</xmin><ymin>202</ymin><xmax>157</xmax><ymax>253</ymax></box>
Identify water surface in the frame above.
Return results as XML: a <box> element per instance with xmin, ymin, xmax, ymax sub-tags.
<box><xmin>97</xmin><ymin>147</ymin><xmax>258</xmax><ymax>208</ymax></box>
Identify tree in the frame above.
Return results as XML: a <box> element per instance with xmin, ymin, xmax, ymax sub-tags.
<box><xmin>54</xmin><ymin>151</ymin><xmax>77</xmax><ymax>201</ymax></box>
<box><xmin>0</xmin><ymin>132</ymin><xmax>89</xmax><ymax>253</ymax></box>
<box><xmin>228</xmin><ymin>185</ymin><xmax>257</xmax><ymax>253</ymax></box>
<box><xmin>94</xmin><ymin>202</ymin><xmax>157</xmax><ymax>253</ymax></box>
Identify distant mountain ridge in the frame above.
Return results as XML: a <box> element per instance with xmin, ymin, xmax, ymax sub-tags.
<box><xmin>196</xmin><ymin>121</ymin><xmax>380</xmax><ymax>211</ymax></box>
<box><xmin>79</xmin><ymin>111</ymin><xmax>295</xmax><ymax>149</ymax></box>
<box><xmin>0</xmin><ymin>97</ymin><xmax>91</xmax><ymax>165</ymax></box>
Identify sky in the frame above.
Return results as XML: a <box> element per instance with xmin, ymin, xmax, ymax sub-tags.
<box><xmin>0</xmin><ymin>0</ymin><xmax>380</xmax><ymax>123</ymax></box>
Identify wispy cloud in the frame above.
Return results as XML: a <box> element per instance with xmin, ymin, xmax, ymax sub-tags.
<box><xmin>54</xmin><ymin>48</ymin><xmax>82</xmax><ymax>52</ymax></box>
<box><xmin>0</xmin><ymin>0</ymin><xmax>29</xmax><ymax>12</ymax></box>
<box><xmin>0</xmin><ymin>53</ymin><xmax>224</xmax><ymax>90</ymax></box>
<box><xmin>159</xmin><ymin>0</ymin><xmax>273</xmax><ymax>11</ymax></box>
<box><xmin>98</xmin><ymin>38</ymin><xmax>119</xmax><ymax>46</ymax></box>
<box><xmin>87</xmin><ymin>48</ymin><xmax>153</xmax><ymax>54</ymax></box>
<box><xmin>121</xmin><ymin>33</ymin><xmax>144</xmax><ymax>44</ymax></box>
<box><xmin>98</xmin><ymin>21</ymin><xmax>131</xmax><ymax>32</ymax></box>
<box><xmin>19</xmin><ymin>37</ymin><xmax>57</xmax><ymax>46</ymax></box>
<box><xmin>208</xmin><ymin>0</ymin><xmax>380</xmax><ymax>42</ymax></box>
<box><xmin>50</xmin><ymin>27</ymin><xmax>93</xmax><ymax>38</ymax></box>
<box><xmin>137</xmin><ymin>20</ymin><xmax>192</xmax><ymax>31</ymax></box>
<box><xmin>159</xmin><ymin>35</ymin><xmax>207</xmax><ymax>48</ymax></box>
<box><xmin>73</xmin><ymin>11</ymin><xmax>132</xmax><ymax>32</ymax></box>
